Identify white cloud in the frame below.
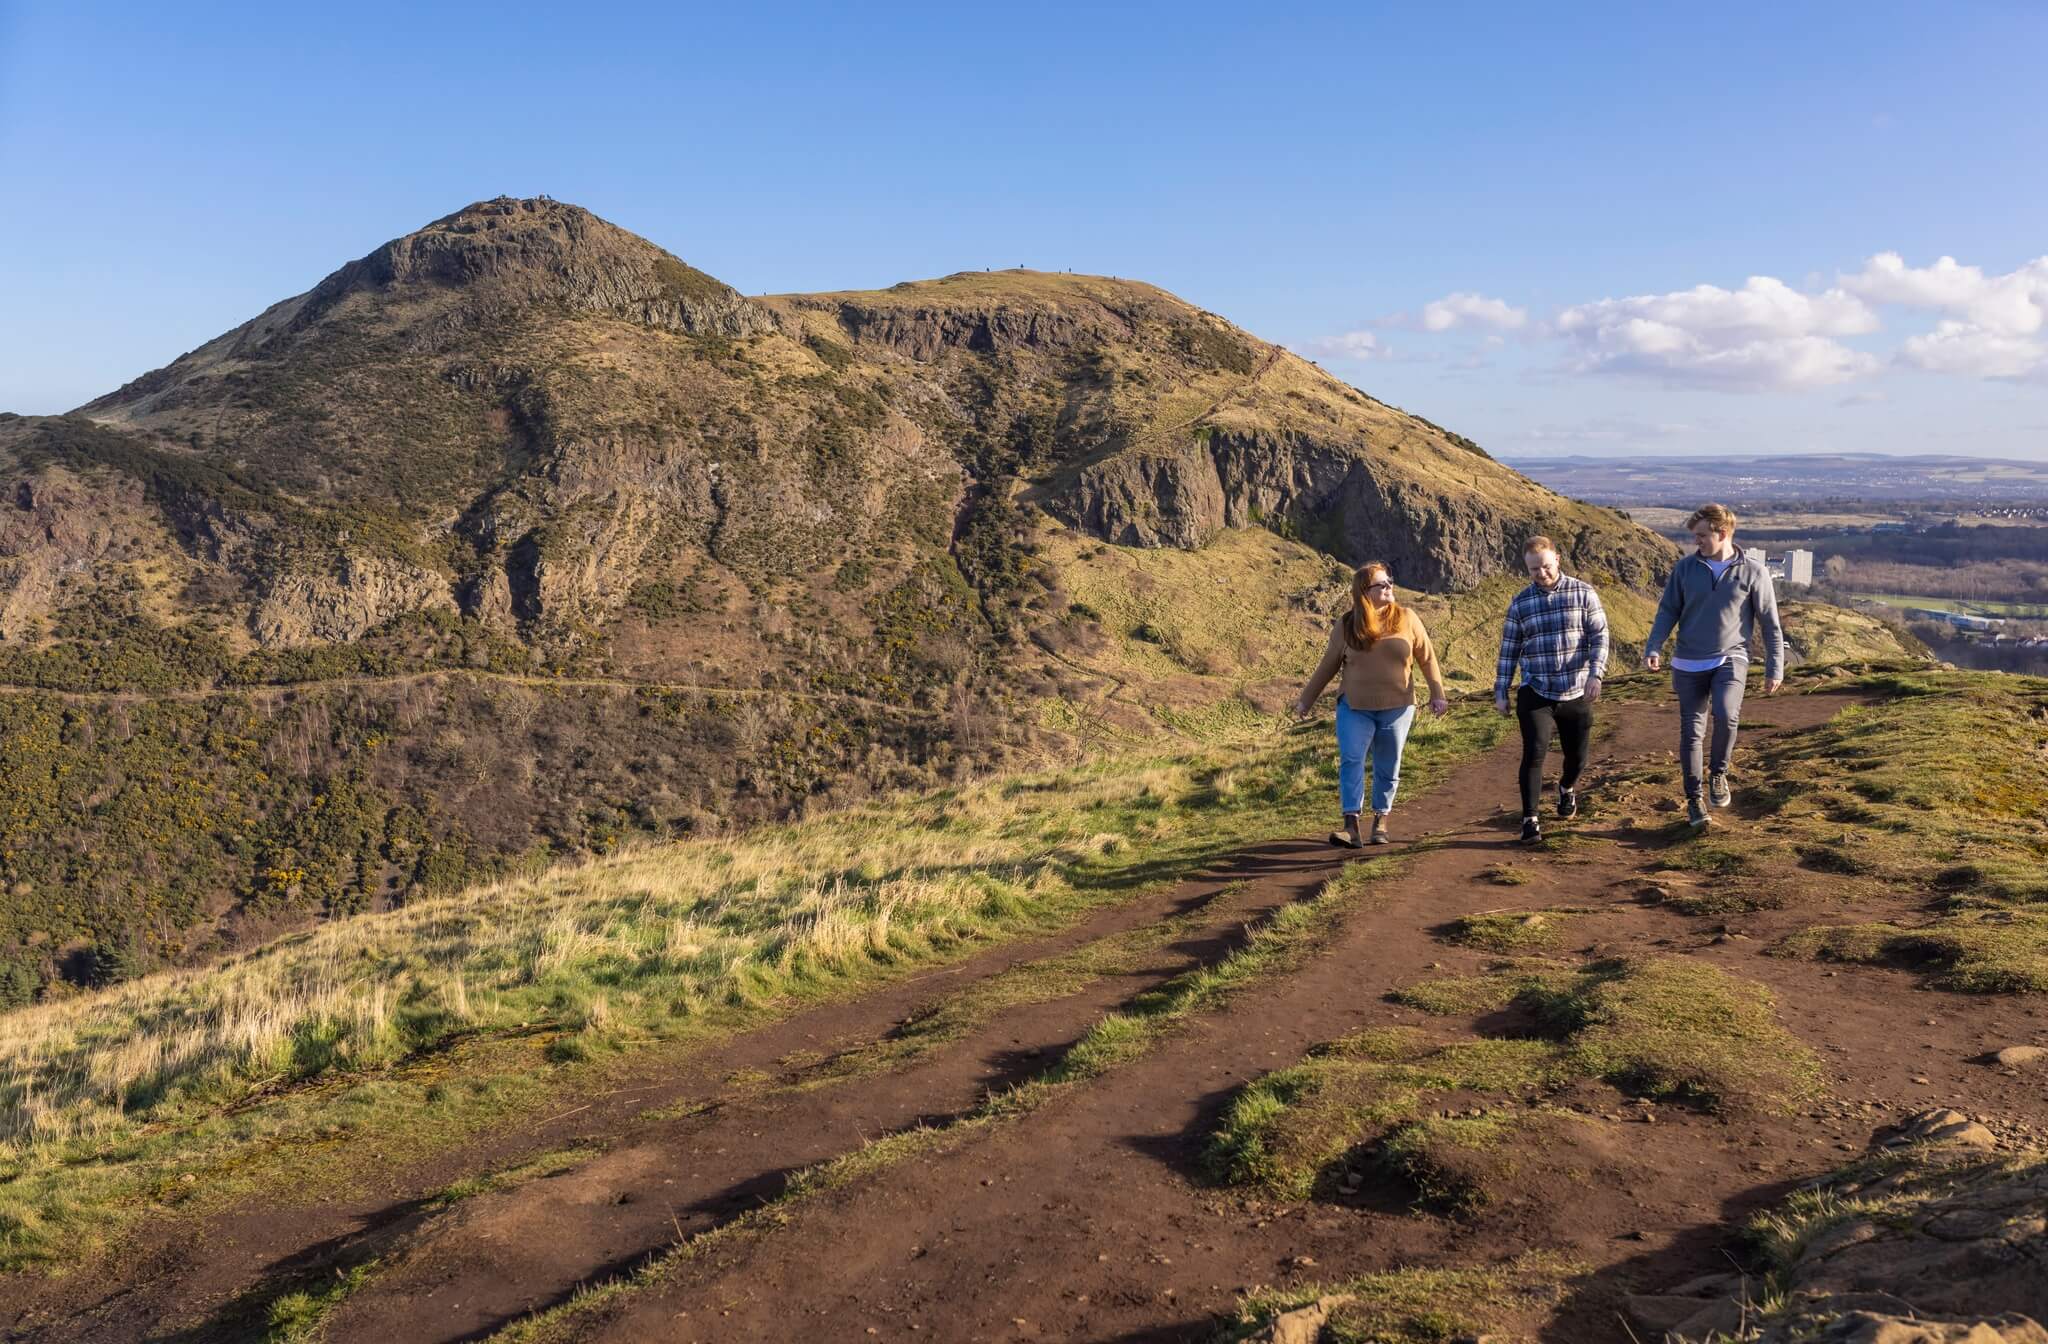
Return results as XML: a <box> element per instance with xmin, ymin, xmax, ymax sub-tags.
<box><xmin>1898</xmin><ymin>320</ymin><xmax>2048</xmax><ymax>380</ymax></box>
<box><xmin>1328</xmin><ymin>253</ymin><xmax>2048</xmax><ymax>394</ymax></box>
<box><xmin>1302</xmin><ymin>330</ymin><xmax>1387</xmax><ymax>361</ymax></box>
<box><xmin>1418</xmin><ymin>292</ymin><xmax>1528</xmax><ymax>332</ymax></box>
<box><xmin>1552</xmin><ymin>276</ymin><xmax>1879</xmax><ymax>391</ymax></box>
<box><xmin>1557</xmin><ymin>276</ymin><xmax>1877</xmax><ymax>343</ymax></box>
<box><xmin>1841</xmin><ymin>252</ymin><xmax>2048</xmax><ymax>336</ymax></box>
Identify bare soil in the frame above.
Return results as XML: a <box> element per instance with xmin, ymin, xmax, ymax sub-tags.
<box><xmin>6</xmin><ymin>691</ymin><xmax>2045</xmax><ymax>1344</ymax></box>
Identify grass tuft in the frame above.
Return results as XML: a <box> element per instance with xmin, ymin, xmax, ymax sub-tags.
<box><xmin>1213</xmin><ymin>957</ymin><xmax>1818</xmax><ymax>1203</ymax></box>
<box><xmin>1227</xmin><ymin>1249</ymin><xmax>1584</xmax><ymax>1344</ymax></box>
<box><xmin>1437</xmin><ymin>909</ymin><xmax>1577</xmax><ymax>953</ymax></box>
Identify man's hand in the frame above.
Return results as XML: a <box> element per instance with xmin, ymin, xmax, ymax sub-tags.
<box><xmin>1585</xmin><ymin>677</ymin><xmax>1603</xmax><ymax>704</ymax></box>
<box><xmin>1645</xmin><ymin>652</ymin><xmax>1662</xmax><ymax>672</ymax></box>
<box><xmin>1764</xmin><ymin>677</ymin><xmax>1782</xmax><ymax>695</ymax></box>
<box><xmin>1428</xmin><ymin>695</ymin><xmax>1449</xmax><ymax>719</ymax></box>
<box><xmin>1495</xmin><ymin>694</ymin><xmax>1511</xmax><ymax>716</ymax></box>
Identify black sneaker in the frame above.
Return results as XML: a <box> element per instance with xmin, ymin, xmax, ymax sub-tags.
<box><xmin>1687</xmin><ymin>797</ymin><xmax>1709</xmax><ymax>829</ymax></box>
<box><xmin>1709</xmin><ymin>772</ymin><xmax>1732</xmax><ymax>808</ymax></box>
<box><xmin>1520</xmin><ymin>817</ymin><xmax>1542</xmax><ymax>845</ymax></box>
<box><xmin>1557</xmin><ymin>786</ymin><xmax>1578</xmax><ymax>819</ymax></box>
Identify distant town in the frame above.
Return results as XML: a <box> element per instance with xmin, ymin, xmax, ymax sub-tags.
<box><xmin>1510</xmin><ymin>453</ymin><xmax>2048</xmax><ymax>508</ymax></box>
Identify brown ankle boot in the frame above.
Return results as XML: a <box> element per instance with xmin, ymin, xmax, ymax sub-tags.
<box><xmin>1369</xmin><ymin>814</ymin><xmax>1390</xmax><ymax>844</ymax></box>
<box><xmin>1329</xmin><ymin>813</ymin><xmax>1363</xmax><ymax>848</ymax></box>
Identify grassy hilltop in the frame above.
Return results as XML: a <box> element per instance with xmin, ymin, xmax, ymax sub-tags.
<box><xmin>0</xmin><ymin>197</ymin><xmax>1918</xmax><ymax>1007</ymax></box>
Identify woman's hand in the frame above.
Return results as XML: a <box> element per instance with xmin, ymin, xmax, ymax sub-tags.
<box><xmin>1292</xmin><ymin>695</ymin><xmax>1313</xmax><ymax>720</ymax></box>
<box><xmin>1428</xmin><ymin>695</ymin><xmax>1449</xmax><ymax>718</ymax></box>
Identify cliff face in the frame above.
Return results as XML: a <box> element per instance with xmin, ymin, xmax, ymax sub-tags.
<box><xmin>1057</xmin><ymin>426</ymin><xmax>1667</xmax><ymax>590</ymax></box>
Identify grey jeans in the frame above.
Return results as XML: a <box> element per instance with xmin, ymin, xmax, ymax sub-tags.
<box><xmin>1673</xmin><ymin>661</ymin><xmax>1746</xmax><ymax>798</ymax></box>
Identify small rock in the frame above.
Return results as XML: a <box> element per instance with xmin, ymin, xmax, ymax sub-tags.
<box><xmin>1912</xmin><ymin>1076</ymin><xmax>1932</xmax><ymax>1085</ymax></box>
<box><xmin>1993</xmin><ymin>1045</ymin><xmax>2044</xmax><ymax>1069</ymax></box>
<box><xmin>1247</xmin><ymin>1296</ymin><xmax>1355</xmax><ymax>1344</ymax></box>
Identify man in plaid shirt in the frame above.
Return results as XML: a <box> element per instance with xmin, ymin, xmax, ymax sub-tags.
<box><xmin>1494</xmin><ymin>536</ymin><xmax>1609</xmax><ymax>845</ymax></box>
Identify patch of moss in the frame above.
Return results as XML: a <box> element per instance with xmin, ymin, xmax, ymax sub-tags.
<box><xmin>1438</xmin><ymin>909</ymin><xmax>1573</xmax><ymax>953</ymax></box>
<box><xmin>1216</xmin><ymin>957</ymin><xmax>1818</xmax><ymax>1203</ymax></box>
<box><xmin>1524</xmin><ymin>957</ymin><xmax>1823</xmax><ymax>1110</ymax></box>
<box><xmin>1782</xmin><ymin>912</ymin><xmax>2048</xmax><ymax>993</ymax></box>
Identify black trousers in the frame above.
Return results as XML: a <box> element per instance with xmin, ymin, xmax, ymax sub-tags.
<box><xmin>1516</xmin><ymin>686</ymin><xmax>1593</xmax><ymax>818</ymax></box>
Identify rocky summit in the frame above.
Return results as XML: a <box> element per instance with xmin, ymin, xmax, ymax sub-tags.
<box><xmin>11</xmin><ymin>195</ymin><xmax>1665</xmax><ymax>653</ymax></box>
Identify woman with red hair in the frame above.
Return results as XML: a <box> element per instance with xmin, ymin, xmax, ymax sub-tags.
<box><xmin>1295</xmin><ymin>562</ymin><xmax>1449</xmax><ymax>846</ymax></box>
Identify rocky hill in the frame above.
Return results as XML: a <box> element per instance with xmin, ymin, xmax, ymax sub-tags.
<box><xmin>0</xmin><ymin>197</ymin><xmax>1916</xmax><ymax>998</ymax></box>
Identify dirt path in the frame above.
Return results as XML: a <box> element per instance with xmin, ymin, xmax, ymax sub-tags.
<box><xmin>7</xmin><ymin>690</ymin><xmax>2045</xmax><ymax>1343</ymax></box>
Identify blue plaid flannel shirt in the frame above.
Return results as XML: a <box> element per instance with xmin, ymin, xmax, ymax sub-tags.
<box><xmin>1495</xmin><ymin>575</ymin><xmax>1610</xmax><ymax>702</ymax></box>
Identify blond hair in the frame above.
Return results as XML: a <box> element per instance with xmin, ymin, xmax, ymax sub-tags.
<box><xmin>1686</xmin><ymin>504</ymin><xmax>1737</xmax><ymax>533</ymax></box>
<box><xmin>1523</xmin><ymin>535</ymin><xmax>1559</xmax><ymax>558</ymax></box>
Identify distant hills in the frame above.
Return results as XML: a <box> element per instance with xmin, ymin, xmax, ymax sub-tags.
<box><xmin>1507</xmin><ymin>453</ymin><xmax>2048</xmax><ymax>507</ymax></box>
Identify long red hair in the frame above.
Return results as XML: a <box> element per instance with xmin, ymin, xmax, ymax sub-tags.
<box><xmin>1344</xmin><ymin>562</ymin><xmax>1402</xmax><ymax>650</ymax></box>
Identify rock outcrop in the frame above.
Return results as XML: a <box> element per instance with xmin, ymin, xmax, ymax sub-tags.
<box><xmin>251</xmin><ymin>554</ymin><xmax>457</xmax><ymax>645</ymax></box>
<box><xmin>1057</xmin><ymin>425</ymin><xmax>1669</xmax><ymax>589</ymax></box>
<box><xmin>829</xmin><ymin>297</ymin><xmax>1135</xmax><ymax>360</ymax></box>
<box><xmin>1636</xmin><ymin>1109</ymin><xmax>2048</xmax><ymax>1343</ymax></box>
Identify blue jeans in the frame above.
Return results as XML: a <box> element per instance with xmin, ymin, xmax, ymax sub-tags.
<box><xmin>1335</xmin><ymin>697</ymin><xmax>1416</xmax><ymax>816</ymax></box>
<box><xmin>1672</xmin><ymin>661</ymin><xmax>1746</xmax><ymax>798</ymax></box>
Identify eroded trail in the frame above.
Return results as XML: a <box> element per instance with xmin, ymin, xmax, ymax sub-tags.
<box><xmin>8</xmin><ymin>689</ymin><xmax>2046</xmax><ymax>1344</ymax></box>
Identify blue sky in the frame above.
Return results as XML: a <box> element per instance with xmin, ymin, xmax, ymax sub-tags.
<box><xmin>3</xmin><ymin>1</ymin><xmax>2045</xmax><ymax>457</ymax></box>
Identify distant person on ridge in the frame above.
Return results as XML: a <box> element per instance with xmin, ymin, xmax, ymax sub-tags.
<box><xmin>1494</xmin><ymin>536</ymin><xmax>1609</xmax><ymax>846</ymax></box>
<box><xmin>1644</xmin><ymin>503</ymin><xmax>1786</xmax><ymax>829</ymax></box>
<box><xmin>1295</xmin><ymin>562</ymin><xmax>1450</xmax><ymax>848</ymax></box>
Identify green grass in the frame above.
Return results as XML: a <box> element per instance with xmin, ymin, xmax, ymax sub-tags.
<box><xmin>1856</xmin><ymin>592</ymin><xmax>2048</xmax><ymax>619</ymax></box>
<box><xmin>1525</xmin><ymin>957</ymin><xmax>1823</xmax><ymax>1110</ymax></box>
<box><xmin>1386</xmin><ymin>959</ymin><xmax>1572</xmax><ymax>1017</ymax></box>
<box><xmin>1227</xmin><ymin>1250</ymin><xmax>1584</xmax><ymax>1344</ymax></box>
<box><xmin>262</xmin><ymin>1261</ymin><xmax>378</xmax><ymax>1343</ymax></box>
<box><xmin>1755</xmin><ymin>671</ymin><xmax>2048</xmax><ymax>991</ymax></box>
<box><xmin>1211</xmin><ymin>957</ymin><xmax>1819</xmax><ymax>1204</ymax></box>
<box><xmin>425</xmin><ymin>1146</ymin><xmax>601</xmax><ymax>1209</ymax></box>
<box><xmin>0</xmin><ymin>706</ymin><xmax>1505</xmax><ymax>1274</ymax></box>
<box><xmin>1783</xmin><ymin>912</ymin><xmax>2048</xmax><ymax>993</ymax></box>
<box><xmin>1437</xmin><ymin>909</ymin><xmax>1578</xmax><ymax>953</ymax></box>
<box><xmin>490</xmin><ymin>856</ymin><xmax>1402</xmax><ymax>1342</ymax></box>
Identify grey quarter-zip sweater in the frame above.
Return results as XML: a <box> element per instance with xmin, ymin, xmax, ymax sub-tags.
<box><xmin>1643</xmin><ymin>546</ymin><xmax>1786</xmax><ymax>679</ymax></box>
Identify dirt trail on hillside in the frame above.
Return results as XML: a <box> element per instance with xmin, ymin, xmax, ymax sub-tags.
<box><xmin>8</xmin><ymin>691</ymin><xmax>2047</xmax><ymax>1344</ymax></box>
<box><xmin>0</xmin><ymin>668</ymin><xmax>945</xmax><ymax>716</ymax></box>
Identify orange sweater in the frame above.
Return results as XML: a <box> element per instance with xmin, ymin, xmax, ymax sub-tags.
<box><xmin>1302</xmin><ymin>607</ymin><xmax>1446</xmax><ymax>712</ymax></box>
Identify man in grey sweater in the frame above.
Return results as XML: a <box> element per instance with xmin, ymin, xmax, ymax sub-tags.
<box><xmin>1643</xmin><ymin>503</ymin><xmax>1785</xmax><ymax>829</ymax></box>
